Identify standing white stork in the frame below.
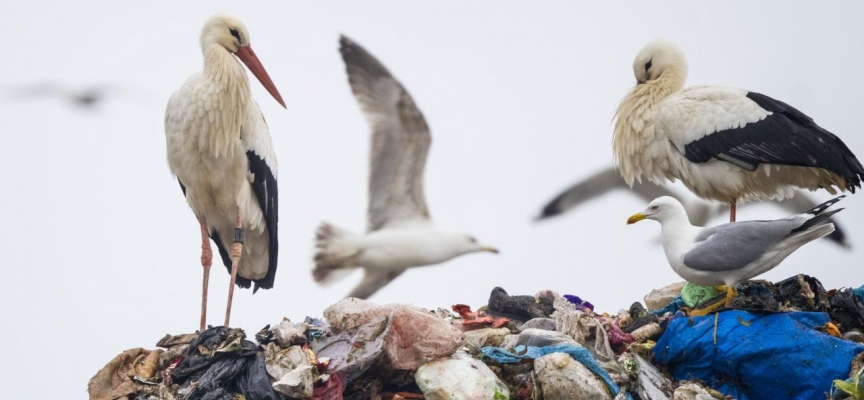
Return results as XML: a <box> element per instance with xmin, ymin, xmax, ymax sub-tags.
<box><xmin>165</xmin><ymin>15</ymin><xmax>284</xmax><ymax>330</ymax></box>
<box><xmin>613</xmin><ymin>39</ymin><xmax>864</xmax><ymax>221</ymax></box>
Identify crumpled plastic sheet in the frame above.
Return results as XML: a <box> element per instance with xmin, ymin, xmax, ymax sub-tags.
<box><xmin>776</xmin><ymin>274</ymin><xmax>830</xmax><ymax>312</ymax></box>
<box><xmin>317</xmin><ymin>298</ymin><xmax>463</xmax><ymax>372</ymax></box>
<box><xmin>552</xmin><ymin>296</ymin><xmax>622</xmax><ymax>374</ymax></box>
<box><xmin>655</xmin><ymin>310</ymin><xmax>864</xmax><ymax>400</ymax></box>
<box><xmin>644</xmin><ymin>282</ymin><xmax>686</xmax><ymax>311</ymax></box>
<box><xmin>479</xmin><ymin>343</ymin><xmax>631</xmax><ymax>400</ymax></box>
<box><xmin>672</xmin><ymin>382</ymin><xmax>723</xmax><ymax>400</ymax></box>
<box><xmin>534</xmin><ymin>352</ymin><xmax>611</xmax><ymax>400</ymax></box>
<box><xmin>632</xmin><ymin>353</ymin><xmax>672</xmax><ymax>400</ymax></box>
<box><xmin>88</xmin><ymin>348</ymin><xmax>152</xmax><ymax>400</ymax></box>
<box><xmin>832</xmin><ymin>286</ymin><xmax>864</xmax><ymax>332</ymax></box>
<box><xmin>386</xmin><ymin>305</ymin><xmax>464</xmax><ymax>370</ymax></box>
<box><xmin>416</xmin><ymin>351</ymin><xmax>509</xmax><ymax>400</ymax></box>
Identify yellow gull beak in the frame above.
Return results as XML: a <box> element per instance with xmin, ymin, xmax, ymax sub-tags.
<box><xmin>627</xmin><ymin>212</ymin><xmax>647</xmax><ymax>225</ymax></box>
<box><xmin>480</xmin><ymin>246</ymin><xmax>500</xmax><ymax>254</ymax></box>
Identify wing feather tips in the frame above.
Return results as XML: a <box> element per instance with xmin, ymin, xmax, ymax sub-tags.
<box><xmin>245</xmin><ymin>150</ymin><xmax>279</xmax><ymax>293</ymax></box>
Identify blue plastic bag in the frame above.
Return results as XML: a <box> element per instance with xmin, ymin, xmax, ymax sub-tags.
<box><xmin>655</xmin><ymin>311</ymin><xmax>864</xmax><ymax>400</ymax></box>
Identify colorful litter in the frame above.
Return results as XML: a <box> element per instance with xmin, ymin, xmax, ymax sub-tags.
<box><xmin>89</xmin><ymin>274</ymin><xmax>864</xmax><ymax>400</ymax></box>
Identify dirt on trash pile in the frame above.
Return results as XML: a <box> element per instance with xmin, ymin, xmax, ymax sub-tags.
<box><xmin>89</xmin><ymin>274</ymin><xmax>864</xmax><ymax>400</ymax></box>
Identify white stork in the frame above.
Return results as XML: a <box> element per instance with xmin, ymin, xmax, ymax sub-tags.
<box><xmin>165</xmin><ymin>15</ymin><xmax>283</xmax><ymax>330</ymax></box>
<box><xmin>613</xmin><ymin>39</ymin><xmax>864</xmax><ymax>221</ymax></box>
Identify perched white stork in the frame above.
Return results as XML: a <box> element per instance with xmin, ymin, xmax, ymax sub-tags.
<box><xmin>165</xmin><ymin>15</ymin><xmax>284</xmax><ymax>330</ymax></box>
<box><xmin>613</xmin><ymin>39</ymin><xmax>864</xmax><ymax>221</ymax></box>
<box><xmin>312</xmin><ymin>36</ymin><xmax>499</xmax><ymax>299</ymax></box>
<box><xmin>535</xmin><ymin>167</ymin><xmax>851</xmax><ymax>248</ymax></box>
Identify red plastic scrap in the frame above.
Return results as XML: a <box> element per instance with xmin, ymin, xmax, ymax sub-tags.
<box><xmin>161</xmin><ymin>356</ymin><xmax>182</xmax><ymax>386</ymax></box>
<box><xmin>310</xmin><ymin>372</ymin><xmax>347</xmax><ymax>400</ymax></box>
<box><xmin>451</xmin><ymin>304</ymin><xmax>509</xmax><ymax>330</ymax></box>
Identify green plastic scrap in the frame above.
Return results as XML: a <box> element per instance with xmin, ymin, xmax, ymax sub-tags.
<box><xmin>681</xmin><ymin>283</ymin><xmax>722</xmax><ymax>308</ymax></box>
<box><xmin>833</xmin><ymin>367</ymin><xmax>864</xmax><ymax>399</ymax></box>
<box><xmin>493</xmin><ymin>388</ymin><xmax>508</xmax><ymax>400</ymax></box>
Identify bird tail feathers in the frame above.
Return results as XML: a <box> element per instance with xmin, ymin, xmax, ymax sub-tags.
<box><xmin>313</xmin><ymin>222</ymin><xmax>361</xmax><ymax>284</ymax></box>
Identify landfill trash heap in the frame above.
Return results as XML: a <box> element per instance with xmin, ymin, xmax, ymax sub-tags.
<box><xmin>89</xmin><ymin>274</ymin><xmax>864</xmax><ymax>400</ymax></box>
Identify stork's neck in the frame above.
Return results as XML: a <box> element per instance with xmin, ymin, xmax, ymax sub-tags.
<box><xmin>199</xmin><ymin>44</ymin><xmax>251</xmax><ymax>157</ymax></box>
<box><xmin>612</xmin><ymin>67</ymin><xmax>687</xmax><ymax>186</ymax></box>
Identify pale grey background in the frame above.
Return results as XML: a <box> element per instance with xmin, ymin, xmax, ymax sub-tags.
<box><xmin>1</xmin><ymin>1</ymin><xmax>863</xmax><ymax>398</ymax></box>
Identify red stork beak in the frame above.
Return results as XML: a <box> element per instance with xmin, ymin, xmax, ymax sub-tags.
<box><xmin>235</xmin><ymin>46</ymin><xmax>286</xmax><ymax>108</ymax></box>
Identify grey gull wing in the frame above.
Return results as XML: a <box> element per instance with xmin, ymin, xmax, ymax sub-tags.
<box><xmin>340</xmin><ymin>36</ymin><xmax>432</xmax><ymax>232</ymax></box>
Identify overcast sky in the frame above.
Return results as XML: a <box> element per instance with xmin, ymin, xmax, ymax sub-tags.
<box><xmin>2</xmin><ymin>1</ymin><xmax>864</xmax><ymax>398</ymax></box>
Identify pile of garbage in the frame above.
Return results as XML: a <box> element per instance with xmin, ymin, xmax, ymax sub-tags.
<box><xmin>89</xmin><ymin>274</ymin><xmax>864</xmax><ymax>400</ymax></box>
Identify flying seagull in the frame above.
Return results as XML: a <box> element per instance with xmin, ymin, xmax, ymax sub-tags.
<box><xmin>627</xmin><ymin>195</ymin><xmax>844</xmax><ymax>314</ymax></box>
<box><xmin>536</xmin><ymin>167</ymin><xmax>851</xmax><ymax>248</ymax></box>
<box><xmin>613</xmin><ymin>39</ymin><xmax>864</xmax><ymax>222</ymax></box>
<box><xmin>165</xmin><ymin>14</ymin><xmax>284</xmax><ymax>330</ymax></box>
<box><xmin>4</xmin><ymin>81</ymin><xmax>121</xmax><ymax>109</ymax></box>
<box><xmin>312</xmin><ymin>36</ymin><xmax>499</xmax><ymax>299</ymax></box>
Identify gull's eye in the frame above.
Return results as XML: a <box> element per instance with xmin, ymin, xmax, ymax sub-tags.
<box><xmin>229</xmin><ymin>28</ymin><xmax>241</xmax><ymax>42</ymax></box>
<box><xmin>468</xmin><ymin>236</ymin><xmax>477</xmax><ymax>243</ymax></box>
<box><xmin>645</xmin><ymin>59</ymin><xmax>652</xmax><ymax>71</ymax></box>
<box><xmin>651</xmin><ymin>205</ymin><xmax>659</xmax><ymax>211</ymax></box>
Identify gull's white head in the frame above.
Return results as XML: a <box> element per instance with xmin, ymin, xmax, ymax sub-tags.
<box><xmin>632</xmin><ymin>39</ymin><xmax>688</xmax><ymax>85</ymax></box>
<box><xmin>199</xmin><ymin>14</ymin><xmax>286</xmax><ymax>108</ymax></box>
<box><xmin>627</xmin><ymin>196</ymin><xmax>689</xmax><ymax>225</ymax></box>
<box><xmin>446</xmin><ymin>232</ymin><xmax>499</xmax><ymax>256</ymax></box>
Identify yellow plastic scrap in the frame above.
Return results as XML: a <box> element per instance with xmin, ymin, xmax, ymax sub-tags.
<box><xmin>824</xmin><ymin>322</ymin><xmax>841</xmax><ymax>337</ymax></box>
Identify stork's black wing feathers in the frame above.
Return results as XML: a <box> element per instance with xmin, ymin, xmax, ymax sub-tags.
<box><xmin>683</xmin><ymin>92</ymin><xmax>864</xmax><ymax>192</ymax></box>
<box><xmin>246</xmin><ymin>150</ymin><xmax>279</xmax><ymax>293</ymax></box>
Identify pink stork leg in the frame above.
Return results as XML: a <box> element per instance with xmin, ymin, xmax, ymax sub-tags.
<box><xmin>198</xmin><ymin>217</ymin><xmax>212</xmax><ymax>332</ymax></box>
<box><xmin>224</xmin><ymin>210</ymin><xmax>244</xmax><ymax>327</ymax></box>
<box><xmin>729</xmin><ymin>198</ymin><xmax>737</xmax><ymax>222</ymax></box>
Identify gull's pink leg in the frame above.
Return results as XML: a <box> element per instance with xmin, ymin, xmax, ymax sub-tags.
<box><xmin>198</xmin><ymin>217</ymin><xmax>212</xmax><ymax>332</ymax></box>
<box><xmin>224</xmin><ymin>210</ymin><xmax>244</xmax><ymax>327</ymax></box>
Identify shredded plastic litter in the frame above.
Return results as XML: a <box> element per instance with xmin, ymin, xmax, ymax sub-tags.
<box><xmin>88</xmin><ymin>274</ymin><xmax>864</xmax><ymax>400</ymax></box>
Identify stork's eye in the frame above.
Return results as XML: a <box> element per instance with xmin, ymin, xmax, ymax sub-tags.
<box><xmin>645</xmin><ymin>59</ymin><xmax>653</xmax><ymax>71</ymax></box>
<box><xmin>229</xmin><ymin>28</ymin><xmax>241</xmax><ymax>42</ymax></box>
<box><xmin>651</xmin><ymin>206</ymin><xmax>659</xmax><ymax>211</ymax></box>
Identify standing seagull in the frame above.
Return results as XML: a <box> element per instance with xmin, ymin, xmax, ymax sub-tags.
<box><xmin>312</xmin><ymin>36</ymin><xmax>499</xmax><ymax>299</ymax></box>
<box><xmin>165</xmin><ymin>15</ymin><xmax>284</xmax><ymax>330</ymax></box>
<box><xmin>613</xmin><ymin>39</ymin><xmax>864</xmax><ymax>221</ymax></box>
<box><xmin>626</xmin><ymin>195</ymin><xmax>844</xmax><ymax>313</ymax></box>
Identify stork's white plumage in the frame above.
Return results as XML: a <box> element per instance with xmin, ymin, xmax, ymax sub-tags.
<box><xmin>613</xmin><ymin>39</ymin><xmax>864</xmax><ymax>221</ymax></box>
<box><xmin>165</xmin><ymin>15</ymin><xmax>284</xmax><ymax>330</ymax></box>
